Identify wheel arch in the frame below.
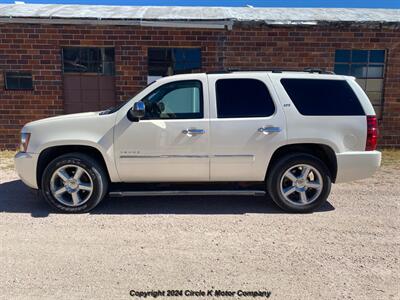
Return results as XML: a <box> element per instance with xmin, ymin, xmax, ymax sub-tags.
<box><xmin>36</xmin><ymin>145</ymin><xmax>114</xmax><ymax>189</ymax></box>
<box><xmin>266</xmin><ymin>143</ymin><xmax>338</xmax><ymax>183</ymax></box>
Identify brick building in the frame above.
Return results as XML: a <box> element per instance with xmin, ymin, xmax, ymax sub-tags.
<box><xmin>0</xmin><ymin>4</ymin><xmax>399</xmax><ymax>149</ymax></box>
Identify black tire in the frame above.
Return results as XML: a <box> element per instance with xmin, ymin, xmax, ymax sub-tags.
<box><xmin>41</xmin><ymin>152</ymin><xmax>108</xmax><ymax>213</ymax></box>
<box><xmin>266</xmin><ymin>153</ymin><xmax>331</xmax><ymax>213</ymax></box>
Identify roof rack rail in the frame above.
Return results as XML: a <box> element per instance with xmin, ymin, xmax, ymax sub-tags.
<box><xmin>206</xmin><ymin>68</ymin><xmax>335</xmax><ymax>75</ymax></box>
<box><xmin>205</xmin><ymin>70</ymin><xmax>232</xmax><ymax>74</ymax></box>
<box><xmin>303</xmin><ymin>68</ymin><xmax>335</xmax><ymax>74</ymax></box>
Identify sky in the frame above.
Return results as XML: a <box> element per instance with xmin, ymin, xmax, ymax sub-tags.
<box><xmin>0</xmin><ymin>0</ymin><xmax>399</xmax><ymax>8</ymax></box>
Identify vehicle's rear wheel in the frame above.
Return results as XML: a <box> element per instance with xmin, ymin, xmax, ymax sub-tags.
<box><xmin>267</xmin><ymin>153</ymin><xmax>331</xmax><ymax>213</ymax></box>
<box><xmin>41</xmin><ymin>153</ymin><xmax>108</xmax><ymax>213</ymax></box>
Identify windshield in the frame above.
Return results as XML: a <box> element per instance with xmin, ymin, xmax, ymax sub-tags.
<box><xmin>99</xmin><ymin>80</ymin><xmax>157</xmax><ymax>115</ymax></box>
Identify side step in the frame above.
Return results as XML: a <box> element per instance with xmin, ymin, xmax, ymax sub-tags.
<box><xmin>109</xmin><ymin>190</ymin><xmax>266</xmax><ymax>197</ymax></box>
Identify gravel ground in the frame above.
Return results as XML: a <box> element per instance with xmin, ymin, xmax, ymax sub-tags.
<box><xmin>0</xmin><ymin>156</ymin><xmax>399</xmax><ymax>300</ymax></box>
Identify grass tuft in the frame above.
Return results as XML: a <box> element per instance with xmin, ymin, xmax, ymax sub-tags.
<box><xmin>381</xmin><ymin>148</ymin><xmax>400</xmax><ymax>166</ymax></box>
<box><xmin>0</xmin><ymin>151</ymin><xmax>16</xmax><ymax>171</ymax></box>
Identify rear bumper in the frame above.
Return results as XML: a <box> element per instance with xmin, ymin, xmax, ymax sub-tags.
<box><xmin>335</xmin><ymin>150</ymin><xmax>381</xmax><ymax>183</ymax></box>
<box><xmin>14</xmin><ymin>152</ymin><xmax>39</xmax><ymax>189</ymax></box>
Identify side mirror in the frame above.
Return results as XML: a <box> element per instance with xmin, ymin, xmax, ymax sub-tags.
<box><xmin>128</xmin><ymin>101</ymin><xmax>145</xmax><ymax>121</ymax></box>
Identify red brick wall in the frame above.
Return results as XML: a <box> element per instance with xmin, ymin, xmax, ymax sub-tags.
<box><xmin>0</xmin><ymin>23</ymin><xmax>399</xmax><ymax>149</ymax></box>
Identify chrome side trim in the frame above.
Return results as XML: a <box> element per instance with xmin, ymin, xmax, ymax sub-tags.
<box><xmin>109</xmin><ymin>190</ymin><xmax>266</xmax><ymax>197</ymax></box>
<box><xmin>120</xmin><ymin>155</ymin><xmax>158</xmax><ymax>159</ymax></box>
<box><xmin>120</xmin><ymin>154</ymin><xmax>254</xmax><ymax>159</ymax></box>
<box><xmin>120</xmin><ymin>155</ymin><xmax>209</xmax><ymax>159</ymax></box>
<box><xmin>164</xmin><ymin>155</ymin><xmax>209</xmax><ymax>158</ymax></box>
<box><xmin>213</xmin><ymin>154</ymin><xmax>254</xmax><ymax>158</ymax></box>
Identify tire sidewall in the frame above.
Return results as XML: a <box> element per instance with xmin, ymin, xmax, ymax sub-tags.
<box><xmin>268</xmin><ymin>154</ymin><xmax>331</xmax><ymax>213</ymax></box>
<box><xmin>41</xmin><ymin>156</ymin><xmax>105</xmax><ymax>213</ymax></box>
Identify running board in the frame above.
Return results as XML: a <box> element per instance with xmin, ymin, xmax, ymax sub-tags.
<box><xmin>109</xmin><ymin>190</ymin><xmax>266</xmax><ymax>197</ymax></box>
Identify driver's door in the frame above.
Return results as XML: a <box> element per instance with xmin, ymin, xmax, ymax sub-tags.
<box><xmin>114</xmin><ymin>75</ymin><xmax>210</xmax><ymax>182</ymax></box>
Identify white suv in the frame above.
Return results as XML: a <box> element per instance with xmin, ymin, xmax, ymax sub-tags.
<box><xmin>15</xmin><ymin>71</ymin><xmax>381</xmax><ymax>213</ymax></box>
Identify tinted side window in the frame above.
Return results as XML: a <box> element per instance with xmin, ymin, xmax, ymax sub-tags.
<box><xmin>216</xmin><ymin>79</ymin><xmax>275</xmax><ymax>118</ymax></box>
<box><xmin>280</xmin><ymin>79</ymin><xmax>365</xmax><ymax>116</ymax></box>
<box><xmin>142</xmin><ymin>80</ymin><xmax>203</xmax><ymax>120</ymax></box>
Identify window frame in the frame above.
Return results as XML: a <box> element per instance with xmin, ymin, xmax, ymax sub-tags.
<box><xmin>147</xmin><ymin>47</ymin><xmax>202</xmax><ymax>77</ymax></box>
<box><xmin>215</xmin><ymin>78</ymin><xmax>276</xmax><ymax>119</ymax></box>
<box><xmin>334</xmin><ymin>49</ymin><xmax>386</xmax><ymax>119</ymax></box>
<box><xmin>61</xmin><ymin>47</ymin><xmax>115</xmax><ymax>75</ymax></box>
<box><xmin>4</xmin><ymin>72</ymin><xmax>34</xmax><ymax>91</ymax></box>
<box><xmin>334</xmin><ymin>50</ymin><xmax>386</xmax><ymax>79</ymax></box>
<box><xmin>140</xmin><ymin>79</ymin><xmax>204</xmax><ymax>120</ymax></box>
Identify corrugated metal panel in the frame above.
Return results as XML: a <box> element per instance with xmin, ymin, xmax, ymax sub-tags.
<box><xmin>0</xmin><ymin>4</ymin><xmax>399</xmax><ymax>24</ymax></box>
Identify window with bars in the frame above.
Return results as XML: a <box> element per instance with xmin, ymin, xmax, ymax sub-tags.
<box><xmin>4</xmin><ymin>72</ymin><xmax>33</xmax><ymax>90</ymax></box>
<box><xmin>334</xmin><ymin>49</ymin><xmax>386</xmax><ymax>118</ymax></box>
<box><xmin>148</xmin><ymin>48</ymin><xmax>201</xmax><ymax>77</ymax></box>
<box><xmin>62</xmin><ymin>47</ymin><xmax>115</xmax><ymax>75</ymax></box>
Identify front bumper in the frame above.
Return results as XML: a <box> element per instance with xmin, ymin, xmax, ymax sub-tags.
<box><xmin>335</xmin><ymin>150</ymin><xmax>381</xmax><ymax>183</ymax></box>
<box><xmin>14</xmin><ymin>152</ymin><xmax>39</xmax><ymax>189</ymax></box>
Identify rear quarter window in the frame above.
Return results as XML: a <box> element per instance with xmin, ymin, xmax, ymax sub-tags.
<box><xmin>280</xmin><ymin>79</ymin><xmax>365</xmax><ymax>116</ymax></box>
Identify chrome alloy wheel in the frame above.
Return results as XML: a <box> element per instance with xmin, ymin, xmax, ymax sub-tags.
<box><xmin>279</xmin><ymin>164</ymin><xmax>323</xmax><ymax>205</ymax></box>
<box><xmin>50</xmin><ymin>164</ymin><xmax>93</xmax><ymax>207</ymax></box>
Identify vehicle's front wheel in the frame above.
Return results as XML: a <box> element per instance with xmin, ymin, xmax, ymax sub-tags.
<box><xmin>267</xmin><ymin>153</ymin><xmax>331</xmax><ymax>213</ymax></box>
<box><xmin>41</xmin><ymin>153</ymin><xmax>108</xmax><ymax>213</ymax></box>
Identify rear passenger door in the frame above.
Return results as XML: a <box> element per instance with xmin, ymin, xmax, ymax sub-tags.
<box><xmin>208</xmin><ymin>73</ymin><xmax>287</xmax><ymax>181</ymax></box>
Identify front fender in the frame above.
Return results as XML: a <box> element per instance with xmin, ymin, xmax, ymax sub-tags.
<box><xmin>23</xmin><ymin>112</ymin><xmax>120</xmax><ymax>183</ymax></box>
<box><xmin>35</xmin><ymin>139</ymin><xmax>120</xmax><ymax>183</ymax></box>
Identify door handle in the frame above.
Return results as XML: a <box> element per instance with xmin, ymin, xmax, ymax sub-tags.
<box><xmin>182</xmin><ymin>128</ymin><xmax>205</xmax><ymax>136</ymax></box>
<box><xmin>258</xmin><ymin>126</ymin><xmax>281</xmax><ymax>135</ymax></box>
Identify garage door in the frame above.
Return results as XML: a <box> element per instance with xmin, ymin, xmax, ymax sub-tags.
<box><xmin>63</xmin><ymin>74</ymin><xmax>115</xmax><ymax>113</ymax></box>
<box><xmin>62</xmin><ymin>47</ymin><xmax>116</xmax><ymax>114</ymax></box>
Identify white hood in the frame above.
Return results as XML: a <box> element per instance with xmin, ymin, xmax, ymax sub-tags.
<box><xmin>24</xmin><ymin>111</ymin><xmax>101</xmax><ymax>128</ymax></box>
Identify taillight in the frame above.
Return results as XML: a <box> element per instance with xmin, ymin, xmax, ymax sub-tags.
<box><xmin>366</xmin><ymin>116</ymin><xmax>378</xmax><ymax>151</ymax></box>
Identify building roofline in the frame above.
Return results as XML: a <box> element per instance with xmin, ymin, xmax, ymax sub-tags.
<box><xmin>0</xmin><ymin>4</ymin><xmax>399</xmax><ymax>28</ymax></box>
<box><xmin>0</xmin><ymin>17</ymin><xmax>234</xmax><ymax>30</ymax></box>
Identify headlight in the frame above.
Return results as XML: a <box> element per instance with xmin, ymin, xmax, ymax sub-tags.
<box><xmin>20</xmin><ymin>132</ymin><xmax>31</xmax><ymax>152</ymax></box>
